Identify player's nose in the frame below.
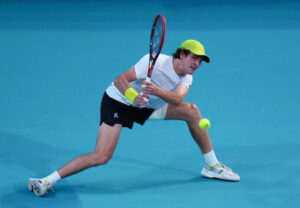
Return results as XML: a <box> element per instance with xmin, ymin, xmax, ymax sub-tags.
<box><xmin>195</xmin><ymin>59</ymin><xmax>201</xmax><ymax>68</ymax></box>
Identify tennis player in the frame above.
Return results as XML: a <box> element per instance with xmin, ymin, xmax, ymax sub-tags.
<box><xmin>28</xmin><ymin>40</ymin><xmax>240</xmax><ymax>197</ymax></box>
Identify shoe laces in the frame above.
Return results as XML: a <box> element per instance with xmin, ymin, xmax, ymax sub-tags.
<box><xmin>207</xmin><ymin>163</ymin><xmax>232</xmax><ymax>172</ymax></box>
<box><xmin>220</xmin><ymin>163</ymin><xmax>231</xmax><ymax>170</ymax></box>
<box><xmin>42</xmin><ymin>179</ymin><xmax>55</xmax><ymax>193</ymax></box>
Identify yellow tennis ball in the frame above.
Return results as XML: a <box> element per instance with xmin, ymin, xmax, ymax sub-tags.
<box><xmin>199</xmin><ymin>118</ymin><xmax>210</xmax><ymax>130</ymax></box>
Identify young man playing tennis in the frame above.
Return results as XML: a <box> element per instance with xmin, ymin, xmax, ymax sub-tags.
<box><xmin>28</xmin><ymin>39</ymin><xmax>240</xmax><ymax>197</ymax></box>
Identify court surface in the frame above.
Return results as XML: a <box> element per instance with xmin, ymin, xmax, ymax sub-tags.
<box><xmin>0</xmin><ymin>1</ymin><xmax>299</xmax><ymax>207</ymax></box>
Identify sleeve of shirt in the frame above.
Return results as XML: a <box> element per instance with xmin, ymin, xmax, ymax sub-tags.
<box><xmin>134</xmin><ymin>54</ymin><xmax>149</xmax><ymax>80</ymax></box>
<box><xmin>180</xmin><ymin>74</ymin><xmax>193</xmax><ymax>88</ymax></box>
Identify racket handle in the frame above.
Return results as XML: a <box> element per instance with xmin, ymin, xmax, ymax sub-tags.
<box><xmin>140</xmin><ymin>77</ymin><xmax>151</xmax><ymax>102</ymax></box>
<box><xmin>140</xmin><ymin>92</ymin><xmax>149</xmax><ymax>102</ymax></box>
<box><xmin>142</xmin><ymin>77</ymin><xmax>152</xmax><ymax>89</ymax></box>
<box><xmin>143</xmin><ymin>97</ymin><xmax>149</xmax><ymax>102</ymax></box>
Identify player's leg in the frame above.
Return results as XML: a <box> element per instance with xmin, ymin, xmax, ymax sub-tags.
<box><xmin>28</xmin><ymin>122</ymin><xmax>122</xmax><ymax>196</ymax></box>
<box><xmin>164</xmin><ymin>102</ymin><xmax>240</xmax><ymax>181</ymax></box>
<box><xmin>57</xmin><ymin>122</ymin><xmax>122</xmax><ymax>178</ymax></box>
<box><xmin>165</xmin><ymin>102</ymin><xmax>212</xmax><ymax>154</ymax></box>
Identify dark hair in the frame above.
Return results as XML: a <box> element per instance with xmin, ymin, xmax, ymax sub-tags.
<box><xmin>172</xmin><ymin>48</ymin><xmax>209</xmax><ymax>62</ymax></box>
<box><xmin>172</xmin><ymin>48</ymin><xmax>191</xmax><ymax>59</ymax></box>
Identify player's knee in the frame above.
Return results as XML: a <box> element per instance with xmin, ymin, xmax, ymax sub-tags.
<box><xmin>168</xmin><ymin>102</ymin><xmax>201</xmax><ymax>121</ymax></box>
<box><xmin>91</xmin><ymin>153</ymin><xmax>112</xmax><ymax>166</ymax></box>
<box><xmin>185</xmin><ymin>103</ymin><xmax>201</xmax><ymax>120</ymax></box>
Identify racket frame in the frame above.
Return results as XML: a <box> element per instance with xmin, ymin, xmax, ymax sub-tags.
<box><xmin>141</xmin><ymin>14</ymin><xmax>166</xmax><ymax>102</ymax></box>
<box><xmin>147</xmin><ymin>14</ymin><xmax>166</xmax><ymax>80</ymax></box>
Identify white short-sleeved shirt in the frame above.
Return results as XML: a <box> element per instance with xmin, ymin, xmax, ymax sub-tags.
<box><xmin>105</xmin><ymin>54</ymin><xmax>193</xmax><ymax>109</ymax></box>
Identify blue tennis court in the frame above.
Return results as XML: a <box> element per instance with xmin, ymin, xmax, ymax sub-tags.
<box><xmin>1</xmin><ymin>1</ymin><xmax>299</xmax><ymax>207</ymax></box>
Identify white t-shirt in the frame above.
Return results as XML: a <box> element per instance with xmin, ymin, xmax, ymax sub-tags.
<box><xmin>105</xmin><ymin>54</ymin><xmax>193</xmax><ymax>109</ymax></box>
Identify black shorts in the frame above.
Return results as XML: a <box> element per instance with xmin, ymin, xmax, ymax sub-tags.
<box><xmin>100</xmin><ymin>92</ymin><xmax>155</xmax><ymax>129</ymax></box>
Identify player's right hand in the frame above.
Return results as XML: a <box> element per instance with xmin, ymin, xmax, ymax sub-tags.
<box><xmin>134</xmin><ymin>94</ymin><xmax>149</xmax><ymax>106</ymax></box>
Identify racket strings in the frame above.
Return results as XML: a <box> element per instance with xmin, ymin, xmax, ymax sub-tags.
<box><xmin>152</xmin><ymin>17</ymin><xmax>163</xmax><ymax>55</ymax></box>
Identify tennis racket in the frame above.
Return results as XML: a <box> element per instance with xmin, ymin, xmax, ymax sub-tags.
<box><xmin>142</xmin><ymin>14</ymin><xmax>166</xmax><ymax>101</ymax></box>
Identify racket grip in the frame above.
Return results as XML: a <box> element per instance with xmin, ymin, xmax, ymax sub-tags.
<box><xmin>141</xmin><ymin>77</ymin><xmax>151</xmax><ymax>89</ymax></box>
<box><xmin>140</xmin><ymin>92</ymin><xmax>149</xmax><ymax>102</ymax></box>
<box><xmin>145</xmin><ymin>77</ymin><xmax>151</xmax><ymax>82</ymax></box>
<box><xmin>140</xmin><ymin>77</ymin><xmax>151</xmax><ymax>102</ymax></box>
<box><xmin>143</xmin><ymin>97</ymin><xmax>149</xmax><ymax>102</ymax></box>
<box><xmin>140</xmin><ymin>87</ymin><xmax>146</xmax><ymax>102</ymax></box>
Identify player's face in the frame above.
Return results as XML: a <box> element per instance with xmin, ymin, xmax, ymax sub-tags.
<box><xmin>181</xmin><ymin>53</ymin><xmax>203</xmax><ymax>74</ymax></box>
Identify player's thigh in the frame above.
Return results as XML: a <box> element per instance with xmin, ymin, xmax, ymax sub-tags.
<box><xmin>165</xmin><ymin>102</ymin><xmax>200</xmax><ymax>121</ymax></box>
<box><xmin>94</xmin><ymin>122</ymin><xmax>122</xmax><ymax>157</ymax></box>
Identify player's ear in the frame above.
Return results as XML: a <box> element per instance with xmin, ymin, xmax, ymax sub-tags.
<box><xmin>179</xmin><ymin>52</ymin><xmax>184</xmax><ymax>59</ymax></box>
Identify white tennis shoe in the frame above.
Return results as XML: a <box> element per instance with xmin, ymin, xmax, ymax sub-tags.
<box><xmin>201</xmin><ymin>163</ymin><xmax>240</xmax><ymax>181</ymax></box>
<box><xmin>28</xmin><ymin>178</ymin><xmax>54</xmax><ymax>197</ymax></box>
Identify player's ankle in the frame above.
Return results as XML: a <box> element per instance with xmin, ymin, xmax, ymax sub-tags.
<box><xmin>203</xmin><ymin>150</ymin><xmax>219</xmax><ymax>167</ymax></box>
<box><xmin>42</xmin><ymin>171</ymin><xmax>61</xmax><ymax>187</ymax></box>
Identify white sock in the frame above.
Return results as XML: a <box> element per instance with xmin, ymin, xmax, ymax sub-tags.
<box><xmin>43</xmin><ymin>171</ymin><xmax>61</xmax><ymax>186</ymax></box>
<box><xmin>203</xmin><ymin>150</ymin><xmax>219</xmax><ymax>167</ymax></box>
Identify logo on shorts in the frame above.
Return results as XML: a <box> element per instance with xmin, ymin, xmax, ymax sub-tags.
<box><xmin>114</xmin><ymin>112</ymin><xmax>118</xmax><ymax>119</ymax></box>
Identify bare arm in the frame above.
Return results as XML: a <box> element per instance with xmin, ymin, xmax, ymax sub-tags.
<box><xmin>114</xmin><ymin>67</ymin><xmax>136</xmax><ymax>94</ymax></box>
<box><xmin>114</xmin><ymin>67</ymin><xmax>149</xmax><ymax>106</ymax></box>
<box><xmin>142</xmin><ymin>81</ymin><xmax>189</xmax><ymax>105</ymax></box>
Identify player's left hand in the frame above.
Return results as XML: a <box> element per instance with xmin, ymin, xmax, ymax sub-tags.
<box><xmin>134</xmin><ymin>94</ymin><xmax>149</xmax><ymax>106</ymax></box>
<box><xmin>142</xmin><ymin>80</ymin><xmax>159</xmax><ymax>95</ymax></box>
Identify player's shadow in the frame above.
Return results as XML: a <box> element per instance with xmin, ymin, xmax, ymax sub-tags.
<box><xmin>58</xmin><ymin>142</ymin><xmax>300</xmax><ymax>196</ymax></box>
<box><xmin>56</xmin><ymin>154</ymin><xmax>234</xmax><ymax>195</ymax></box>
<box><xmin>1</xmin><ymin>130</ymin><xmax>298</xmax><ymax>206</ymax></box>
<box><xmin>57</xmin><ymin>177</ymin><xmax>205</xmax><ymax>195</ymax></box>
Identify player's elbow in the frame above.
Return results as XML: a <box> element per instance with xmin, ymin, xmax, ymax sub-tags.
<box><xmin>113</xmin><ymin>74</ymin><xmax>127</xmax><ymax>92</ymax></box>
<box><xmin>114</xmin><ymin>67</ymin><xmax>136</xmax><ymax>88</ymax></box>
<box><xmin>114</xmin><ymin>74</ymin><xmax>122</xmax><ymax>87</ymax></box>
